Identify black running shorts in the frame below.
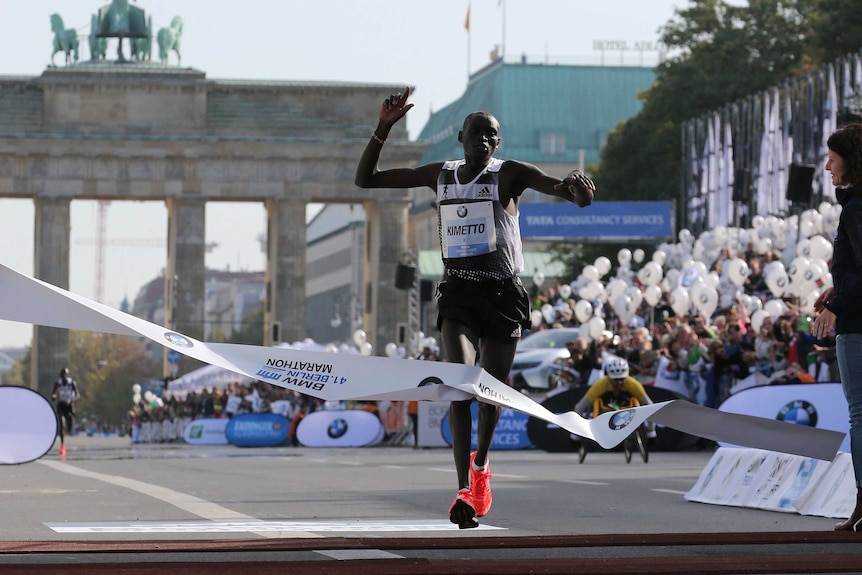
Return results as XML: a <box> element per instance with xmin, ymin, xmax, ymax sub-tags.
<box><xmin>436</xmin><ymin>275</ymin><xmax>530</xmax><ymax>343</ymax></box>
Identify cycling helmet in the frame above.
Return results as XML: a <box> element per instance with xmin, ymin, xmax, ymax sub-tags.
<box><xmin>605</xmin><ymin>357</ymin><xmax>629</xmax><ymax>379</ymax></box>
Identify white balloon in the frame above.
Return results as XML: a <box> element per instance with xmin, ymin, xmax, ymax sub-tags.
<box><xmin>617</xmin><ymin>248</ymin><xmax>632</xmax><ymax>265</ymax></box>
<box><xmin>799</xmin><ymin>290</ymin><xmax>821</xmax><ymax>314</ymax></box>
<box><xmin>750</xmin><ymin>309</ymin><xmax>768</xmax><ymax>332</ymax></box>
<box><xmin>625</xmin><ymin>286</ymin><xmax>643</xmax><ymax>310</ymax></box>
<box><xmin>594</xmin><ymin>256</ymin><xmax>612</xmax><ymax>276</ymax></box>
<box><xmin>582</xmin><ymin>264</ymin><xmax>599</xmax><ymax>282</ymax></box>
<box><xmin>542</xmin><ymin>303</ymin><xmax>557</xmax><ymax>324</ymax></box>
<box><xmin>808</xmin><ymin>235</ymin><xmax>833</xmax><ymax>261</ymax></box>
<box><xmin>633</xmin><ymin>248</ymin><xmax>645</xmax><ymax>264</ymax></box>
<box><xmin>533</xmin><ymin>270</ymin><xmax>545</xmax><ymax>287</ymax></box>
<box><xmin>574</xmin><ymin>299</ymin><xmax>593</xmax><ymax>323</ymax></box>
<box><xmin>669</xmin><ymin>287</ymin><xmax>691</xmax><ymax>318</ymax></box>
<box><xmin>559</xmin><ymin>283</ymin><xmax>572</xmax><ymax>299</ymax></box>
<box><xmin>678</xmin><ymin>229</ymin><xmax>693</xmax><ymax>243</ymax></box>
<box><xmin>763</xmin><ymin>299</ymin><xmax>786</xmax><ymax>318</ymax></box>
<box><xmin>652</xmin><ymin>250</ymin><xmax>667</xmax><ymax>266</ymax></box>
<box><xmin>588</xmin><ymin>316</ymin><xmax>606</xmax><ymax>340</ymax></box>
<box><xmin>612</xmin><ymin>294</ymin><xmax>634</xmax><ymax>323</ymax></box>
<box><xmin>694</xmin><ymin>286</ymin><xmax>718</xmax><ymax>320</ymax></box>
<box><xmin>133</xmin><ymin>393</ymin><xmax>141</xmax><ymax>404</ymax></box>
<box><xmin>641</xmin><ymin>284</ymin><xmax>659</xmax><ymax>307</ymax></box>
<box><xmin>531</xmin><ymin>309</ymin><xmax>543</xmax><ymax>328</ymax></box>
<box><xmin>132</xmin><ymin>383</ymin><xmax>142</xmax><ymax>394</ymax></box>
<box><xmin>396</xmin><ymin>346</ymin><xmax>406</xmax><ymax>359</ymax></box>
<box><xmin>385</xmin><ymin>342</ymin><xmax>398</xmax><ymax>357</ymax></box>
<box><xmin>360</xmin><ymin>342</ymin><xmax>373</xmax><ymax>356</ymax></box>
<box><xmin>727</xmin><ymin>258</ymin><xmax>750</xmax><ymax>287</ymax></box>
<box><xmin>352</xmin><ymin>329</ymin><xmax>367</xmax><ymax>346</ymax></box>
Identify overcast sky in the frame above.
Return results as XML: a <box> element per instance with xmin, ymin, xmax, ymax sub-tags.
<box><xmin>0</xmin><ymin>0</ymin><xmax>692</xmax><ymax>348</ymax></box>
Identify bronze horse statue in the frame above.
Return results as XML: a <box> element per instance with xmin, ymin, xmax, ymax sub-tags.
<box><xmin>89</xmin><ymin>14</ymin><xmax>107</xmax><ymax>61</ymax></box>
<box><xmin>130</xmin><ymin>15</ymin><xmax>153</xmax><ymax>61</ymax></box>
<box><xmin>157</xmin><ymin>16</ymin><xmax>183</xmax><ymax>65</ymax></box>
<box><xmin>50</xmin><ymin>14</ymin><xmax>79</xmax><ymax>66</ymax></box>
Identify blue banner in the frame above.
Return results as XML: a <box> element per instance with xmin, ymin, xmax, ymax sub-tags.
<box><xmin>519</xmin><ymin>201</ymin><xmax>674</xmax><ymax>241</ymax></box>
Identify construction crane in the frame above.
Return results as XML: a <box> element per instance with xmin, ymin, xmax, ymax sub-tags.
<box><xmin>77</xmin><ymin>200</ymin><xmax>217</xmax><ymax>302</ymax></box>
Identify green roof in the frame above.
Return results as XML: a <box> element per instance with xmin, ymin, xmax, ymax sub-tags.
<box><xmin>416</xmin><ymin>61</ymin><xmax>655</xmax><ymax>165</ymax></box>
<box><xmin>418</xmin><ymin>250</ymin><xmax>567</xmax><ymax>281</ymax></box>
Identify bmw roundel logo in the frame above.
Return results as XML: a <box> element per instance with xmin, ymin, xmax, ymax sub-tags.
<box><xmin>418</xmin><ymin>376</ymin><xmax>444</xmax><ymax>387</ymax></box>
<box><xmin>777</xmin><ymin>400</ymin><xmax>818</xmax><ymax>427</ymax></box>
<box><xmin>608</xmin><ymin>410</ymin><xmax>635</xmax><ymax>431</ymax></box>
<box><xmin>457</xmin><ymin>205</ymin><xmax>468</xmax><ymax>217</ymax></box>
<box><xmin>164</xmin><ymin>332</ymin><xmax>194</xmax><ymax>348</ymax></box>
<box><xmin>328</xmin><ymin>418</ymin><xmax>348</xmax><ymax>439</ymax></box>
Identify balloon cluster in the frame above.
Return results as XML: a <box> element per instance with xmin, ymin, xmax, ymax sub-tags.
<box><xmin>536</xmin><ymin>202</ymin><xmax>838</xmax><ymax>343</ymax></box>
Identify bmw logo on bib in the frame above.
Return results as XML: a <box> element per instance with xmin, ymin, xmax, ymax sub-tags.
<box><xmin>457</xmin><ymin>205</ymin><xmax>468</xmax><ymax>217</ymax></box>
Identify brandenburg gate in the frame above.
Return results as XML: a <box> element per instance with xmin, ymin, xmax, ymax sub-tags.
<box><xmin>2</xmin><ymin>3</ymin><xmax>425</xmax><ymax>396</ymax></box>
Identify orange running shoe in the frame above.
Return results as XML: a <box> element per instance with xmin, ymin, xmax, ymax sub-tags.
<box><xmin>470</xmin><ymin>451</ymin><xmax>492</xmax><ymax>517</ymax></box>
<box><xmin>448</xmin><ymin>488</ymin><xmax>478</xmax><ymax>529</ymax></box>
<box><xmin>59</xmin><ymin>444</ymin><xmax>66</xmax><ymax>457</ymax></box>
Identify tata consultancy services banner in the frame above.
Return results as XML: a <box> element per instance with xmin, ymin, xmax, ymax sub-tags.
<box><xmin>519</xmin><ymin>201</ymin><xmax>674</xmax><ymax>241</ymax></box>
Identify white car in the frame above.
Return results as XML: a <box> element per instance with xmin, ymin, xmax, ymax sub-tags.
<box><xmin>508</xmin><ymin>328</ymin><xmax>581</xmax><ymax>393</ymax></box>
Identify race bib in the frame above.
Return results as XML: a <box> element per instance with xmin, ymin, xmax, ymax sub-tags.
<box><xmin>440</xmin><ymin>201</ymin><xmax>496</xmax><ymax>258</ymax></box>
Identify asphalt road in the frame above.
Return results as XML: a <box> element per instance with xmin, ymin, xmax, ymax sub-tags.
<box><xmin>1</xmin><ymin>436</ymin><xmax>859</xmax><ymax>574</ymax></box>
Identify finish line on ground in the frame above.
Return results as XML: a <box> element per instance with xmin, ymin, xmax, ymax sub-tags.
<box><xmin>46</xmin><ymin>519</ymin><xmax>506</xmax><ymax>534</ymax></box>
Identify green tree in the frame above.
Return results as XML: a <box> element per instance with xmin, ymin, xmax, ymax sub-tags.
<box><xmin>595</xmin><ymin>0</ymin><xmax>812</xmax><ymax>204</ymax></box>
<box><xmin>67</xmin><ymin>332</ymin><xmax>161</xmax><ymax>426</ymax></box>
<box><xmin>228</xmin><ymin>303</ymin><xmax>264</xmax><ymax>346</ymax></box>
<box><xmin>807</xmin><ymin>0</ymin><xmax>862</xmax><ymax>63</ymax></box>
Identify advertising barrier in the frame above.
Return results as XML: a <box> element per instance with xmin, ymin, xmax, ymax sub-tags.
<box><xmin>417</xmin><ymin>402</ymin><xmax>451</xmax><ymax>448</ymax></box>
<box><xmin>225</xmin><ymin>413</ymin><xmax>290</xmax><ymax>447</ymax></box>
<box><xmin>718</xmin><ymin>383</ymin><xmax>850</xmax><ymax>453</ymax></box>
<box><xmin>183</xmin><ymin>418</ymin><xmax>229</xmax><ymax>445</ymax></box>
<box><xmin>440</xmin><ymin>401</ymin><xmax>533</xmax><ymax>450</ymax></box>
<box><xmin>296</xmin><ymin>409</ymin><xmax>384</xmax><ymax>448</ymax></box>
<box><xmin>0</xmin><ymin>386</ymin><xmax>58</xmax><ymax>464</ymax></box>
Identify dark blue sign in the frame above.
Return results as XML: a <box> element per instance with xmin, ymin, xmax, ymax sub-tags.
<box><xmin>441</xmin><ymin>401</ymin><xmax>533</xmax><ymax>450</ymax></box>
<box><xmin>519</xmin><ymin>201</ymin><xmax>674</xmax><ymax>240</ymax></box>
<box><xmin>225</xmin><ymin>413</ymin><xmax>290</xmax><ymax>447</ymax></box>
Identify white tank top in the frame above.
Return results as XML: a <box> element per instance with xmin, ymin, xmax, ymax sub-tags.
<box><xmin>436</xmin><ymin>158</ymin><xmax>524</xmax><ymax>281</ymax></box>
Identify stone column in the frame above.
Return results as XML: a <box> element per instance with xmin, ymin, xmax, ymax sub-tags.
<box><xmin>165</xmin><ymin>197</ymin><xmax>206</xmax><ymax>376</ymax></box>
<box><xmin>264</xmin><ymin>198</ymin><xmax>307</xmax><ymax>346</ymax></box>
<box><xmin>364</xmin><ymin>198</ymin><xmax>409</xmax><ymax>353</ymax></box>
<box><xmin>32</xmin><ymin>197</ymin><xmax>71</xmax><ymax>397</ymax></box>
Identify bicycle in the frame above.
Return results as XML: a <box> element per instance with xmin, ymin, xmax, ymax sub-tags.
<box><xmin>578</xmin><ymin>394</ymin><xmax>649</xmax><ymax>464</ymax></box>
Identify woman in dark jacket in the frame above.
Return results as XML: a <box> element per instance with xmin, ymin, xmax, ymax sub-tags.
<box><xmin>812</xmin><ymin>122</ymin><xmax>862</xmax><ymax>531</ymax></box>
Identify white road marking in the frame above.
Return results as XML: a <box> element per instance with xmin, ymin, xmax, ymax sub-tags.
<box><xmin>37</xmin><ymin>460</ymin><xmax>320</xmax><ymax>539</ymax></box>
<box><xmin>651</xmin><ymin>488</ymin><xmax>688</xmax><ymax>495</ymax></box>
<box><xmin>559</xmin><ymin>479</ymin><xmax>611</xmax><ymax>486</ymax></box>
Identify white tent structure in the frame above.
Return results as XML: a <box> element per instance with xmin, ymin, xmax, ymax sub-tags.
<box><xmin>166</xmin><ymin>364</ymin><xmax>254</xmax><ymax>398</ymax></box>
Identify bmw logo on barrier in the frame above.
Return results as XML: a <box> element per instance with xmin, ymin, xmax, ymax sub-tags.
<box><xmin>777</xmin><ymin>400</ymin><xmax>818</xmax><ymax>427</ymax></box>
<box><xmin>328</xmin><ymin>418</ymin><xmax>348</xmax><ymax>439</ymax></box>
<box><xmin>164</xmin><ymin>332</ymin><xmax>193</xmax><ymax>348</ymax></box>
<box><xmin>608</xmin><ymin>410</ymin><xmax>635</xmax><ymax>431</ymax></box>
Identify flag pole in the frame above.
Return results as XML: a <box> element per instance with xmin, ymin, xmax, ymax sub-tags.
<box><xmin>465</xmin><ymin>1</ymin><xmax>471</xmax><ymax>78</ymax></box>
<box><xmin>500</xmin><ymin>0</ymin><xmax>506</xmax><ymax>60</ymax></box>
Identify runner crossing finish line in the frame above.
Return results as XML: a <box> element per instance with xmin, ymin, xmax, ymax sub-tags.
<box><xmin>0</xmin><ymin>262</ymin><xmax>844</xmax><ymax>462</ymax></box>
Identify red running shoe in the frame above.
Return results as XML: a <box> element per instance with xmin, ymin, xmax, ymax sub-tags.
<box><xmin>448</xmin><ymin>488</ymin><xmax>478</xmax><ymax>529</ymax></box>
<box><xmin>59</xmin><ymin>444</ymin><xmax>66</xmax><ymax>457</ymax></box>
<box><xmin>470</xmin><ymin>451</ymin><xmax>492</xmax><ymax>517</ymax></box>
